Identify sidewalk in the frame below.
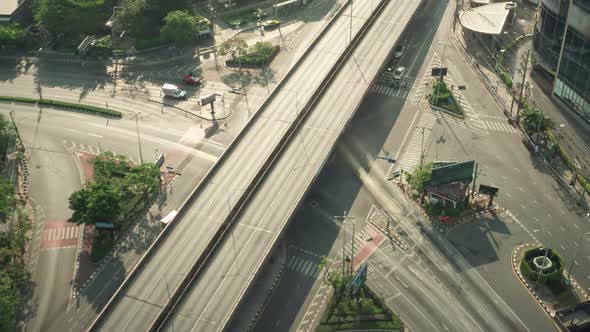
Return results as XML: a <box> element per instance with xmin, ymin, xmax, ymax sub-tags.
<box><xmin>451</xmin><ymin>16</ymin><xmax>590</xmax><ymax>210</ymax></box>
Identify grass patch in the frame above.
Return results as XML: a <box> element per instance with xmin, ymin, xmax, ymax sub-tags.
<box><xmin>428</xmin><ymin>80</ymin><xmax>463</xmax><ymax>116</ymax></box>
<box><xmin>0</xmin><ymin>96</ymin><xmax>122</xmax><ymax>118</ymax></box>
<box><xmin>317</xmin><ymin>286</ymin><xmax>403</xmax><ymax>332</ymax></box>
<box><xmin>226</xmin><ymin>42</ymin><xmax>280</xmax><ymax>67</ymax></box>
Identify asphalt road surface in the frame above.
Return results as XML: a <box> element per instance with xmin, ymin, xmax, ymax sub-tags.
<box><xmin>159</xmin><ymin>0</ymin><xmax>424</xmax><ymax>330</ymax></box>
<box><xmin>91</xmin><ymin>0</ymin><xmax>386</xmax><ymax>330</ymax></box>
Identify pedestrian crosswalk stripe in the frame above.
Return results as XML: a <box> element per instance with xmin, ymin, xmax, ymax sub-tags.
<box><xmin>483</xmin><ymin>120</ymin><xmax>518</xmax><ymax>133</ymax></box>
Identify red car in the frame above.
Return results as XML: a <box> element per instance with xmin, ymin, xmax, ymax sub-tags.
<box><xmin>183</xmin><ymin>74</ymin><xmax>201</xmax><ymax>85</ymax></box>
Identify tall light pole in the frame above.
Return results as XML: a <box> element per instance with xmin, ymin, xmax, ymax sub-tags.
<box><xmin>335</xmin><ymin>211</ymin><xmax>351</xmax><ymax>278</ymax></box>
<box><xmin>350</xmin><ymin>218</ymin><xmax>356</xmax><ymax>277</ymax></box>
<box><xmin>567</xmin><ymin>232</ymin><xmax>590</xmax><ymax>279</ymax></box>
<box><xmin>131</xmin><ymin>112</ymin><xmax>144</xmax><ymax>164</ymax></box>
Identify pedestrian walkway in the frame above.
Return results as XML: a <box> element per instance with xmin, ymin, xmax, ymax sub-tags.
<box><xmin>395</xmin><ymin>110</ymin><xmax>437</xmax><ymax>173</ymax></box>
<box><xmin>342</xmin><ymin>223</ymin><xmax>387</xmax><ymax>270</ymax></box>
<box><xmin>61</xmin><ymin>140</ymin><xmax>139</xmax><ymax>164</ymax></box>
<box><xmin>286</xmin><ymin>255</ymin><xmax>322</xmax><ymax>278</ymax></box>
<box><xmin>40</xmin><ymin>221</ymin><xmax>81</xmax><ymax>250</ymax></box>
<box><xmin>482</xmin><ymin>120</ymin><xmax>519</xmax><ymax>134</ymax></box>
<box><xmin>369</xmin><ymin>84</ymin><xmax>411</xmax><ymax>99</ymax></box>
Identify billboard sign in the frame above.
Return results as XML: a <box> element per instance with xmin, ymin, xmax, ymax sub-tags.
<box><xmin>350</xmin><ymin>263</ymin><xmax>368</xmax><ymax>297</ymax></box>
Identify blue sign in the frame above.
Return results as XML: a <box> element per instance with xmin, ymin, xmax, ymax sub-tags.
<box><xmin>350</xmin><ymin>263</ymin><xmax>368</xmax><ymax>297</ymax></box>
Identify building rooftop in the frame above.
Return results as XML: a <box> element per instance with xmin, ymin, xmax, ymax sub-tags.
<box><xmin>459</xmin><ymin>2</ymin><xmax>516</xmax><ymax>35</ymax></box>
<box><xmin>0</xmin><ymin>0</ymin><xmax>19</xmax><ymax>16</ymax></box>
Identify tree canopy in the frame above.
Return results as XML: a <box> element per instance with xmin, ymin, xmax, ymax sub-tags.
<box><xmin>0</xmin><ymin>24</ymin><xmax>27</xmax><ymax>48</ymax></box>
<box><xmin>117</xmin><ymin>0</ymin><xmax>189</xmax><ymax>38</ymax></box>
<box><xmin>405</xmin><ymin>162</ymin><xmax>433</xmax><ymax>194</ymax></box>
<box><xmin>160</xmin><ymin>11</ymin><xmax>199</xmax><ymax>48</ymax></box>
<box><xmin>520</xmin><ymin>106</ymin><xmax>554</xmax><ymax>134</ymax></box>
<box><xmin>219</xmin><ymin>38</ymin><xmax>248</xmax><ymax>58</ymax></box>
<box><xmin>68</xmin><ymin>182</ymin><xmax>122</xmax><ymax>225</ymax></box>
<box><xmin>33</xmin><ymin>0</ymin><xmax>111</xmax><ymax>42</ymax></box>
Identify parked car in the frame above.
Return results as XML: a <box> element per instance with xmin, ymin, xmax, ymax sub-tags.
<box><xmin>183</xmin><ymin>73</ymin><xmax>202</xmax><ymax>85</ymax></box>
<box><xmin>262</xmin><ymin>19</ymin><xmax>281</xmax><ymax>30</ymax></box>
<box><xmin>393</xmin><ymin>44</ymin><xmax>406</xmax><ymax>58</ymax></box>
<box><xmin>393</xmin><ymin>66</ymin><xmax>405</xmax><ymax>80</ymax></box>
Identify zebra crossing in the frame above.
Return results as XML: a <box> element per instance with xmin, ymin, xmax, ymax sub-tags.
<box><xmin>41</xmin><ymin>221</ymin><xmax>81</xmax><ymax>249</ymax></box>
<box><xmin>482</xmin><ymin>120</ymin><xmax>519</xmax><ymax>133</ymax></box>
<box><xmin>412</xmin><ymin>54</ymin><xmax>442</xmax><ymax>106</ymax></box>
<box><xmin>369</xmin><ymin>85</ymin><xmax>411</xmax><ymax>99</ymax></box>
<box><xmin>286</xmin><ymin>223</ymin><xmax>386</xmax><ymax>278</ymax></box>
<box><xmin>396</xmin><ymin>110</ymin><xmax>437</xmax><ymax>173</ymax></box>
<box><xmin>286</xmin><ymin>255</ymin><xmax>322</xmax><ymax>278</ymax></box>
<box><xmin>62</xmin><ymin>140</ymin><xmax>139</xmax><ymax>163</ymax></box>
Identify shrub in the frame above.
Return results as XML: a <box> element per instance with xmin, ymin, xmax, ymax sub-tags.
<box><xmin>0</xmin><ymin>96</ymin><xmax>122</xmax><ymax>118</ymax></box>
<box><xmin>520</xmin><ymin>247</ymin><xmax>565</xmax><ymax>286</ymax></box>
<box><xmin>500</xmin><ymin>70</ymin><xmax>513</xmax><ymax>88</ymax></box>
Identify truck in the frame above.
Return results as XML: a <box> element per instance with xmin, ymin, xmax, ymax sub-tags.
<box><xmin>162</xmin><ymin>83</ymin><xmax>187</xmax><ymax>99</ymax></box>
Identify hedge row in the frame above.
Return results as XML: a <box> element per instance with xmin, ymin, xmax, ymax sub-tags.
<box><xmin>519</xmin><ymin>247</ymin><xmax>564</xmax><ymax>285</ymax></box>
<box><xmin>547</xmin><ymin>130</ymin><xmax>590</xmax><ymax>194</ymax></box>
<box><xmin>0</xmin><ymin>96</ymin><xmax>122</xmax><ymax>118</ymax></box>
<box><xmin>226</xmin><ymin>45</ymin><xmax>280</xmax><ymax>68</ymax></box>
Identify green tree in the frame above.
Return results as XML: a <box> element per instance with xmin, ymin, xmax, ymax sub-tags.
<box><xmin>68</xmin><ymin>182</ymin><xmax>122</xmax><ymax>225</ymax></box>
<box><xmin>118</xmin><ymin>0</ymin><xmax>189</xmax><ymax>38</ymax></box>
<box><xmin>33</xmin><ymin>0</ymin><xmax>110</xmax><ymax>42</ymax></box>
<box><xmin>219</xmin><ymin>37</ymin><xmax>248</xmax><ymax>59</ymax></box>
<box><xmin>318</xmin><ymin>257</ymin><xmax>352</xmax><ymax>299</ymax></box>
<box><xmin>520</xmin><ymin>106</ymin><xmax>554</xmax><ymax>134</ymax></box>
<box><xmin>0</xmin><ymin>113</ymin><xmax>15</xmax><ymax>159</ymax></box>
<box><xmin>124</xmin><ymin>163</ymin><xmax>160</xmax><ymax>197</ymax></box>
<box><xmin>160</xmin><ymin>11</ymin><xmax>199</xmax><ymax>48</ymax></box>
<box><xmin>92</xmin><ymin>151</ymin><xmax>131</xmax><ymax>181</ymax></box>
<box><xmin>0</xmin><ymin>178</ymin><xmax>16</xmax><ymax>224</ymax></box>
<box><xmin>0</xmin><ymin>272</ymin><xmax>18</xmax><ymax>332</ymax></box>
<box><xmin>405</xmin><ymin>162</ymin><xmax>433</xmax><ymax>194</ymax></box>
<box><xmin>0</xmin><ymin>23</ymin><xmax>27</xmax><ymax>48</ymax></box>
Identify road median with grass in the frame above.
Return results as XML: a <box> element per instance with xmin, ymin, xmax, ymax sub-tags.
<box><xmin>0</xmin><ymin>96</ymin><xmax>122</xmax><ymax>118</ymax></box>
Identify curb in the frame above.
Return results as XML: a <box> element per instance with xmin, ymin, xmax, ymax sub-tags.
<box><xmin>147</xmin><ymin>98</ymin><xmax>233</xmax><ymax>121</ymax></box>
<box><xmin>511</xmin><ymin>244</ymin><xmax>590</xmax><ymax>321</ymax></box>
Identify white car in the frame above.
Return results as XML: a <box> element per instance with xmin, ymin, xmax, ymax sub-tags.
<box><xmin>393</xmin><ymin>66</ymin><xmax>405</xmax><ymax>80</ymax></box>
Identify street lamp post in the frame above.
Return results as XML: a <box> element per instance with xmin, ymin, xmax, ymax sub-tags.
<box><xmin>567</xmin><ymin>232</ymin><xmax>590</xmax><ymax>279</ymax></box>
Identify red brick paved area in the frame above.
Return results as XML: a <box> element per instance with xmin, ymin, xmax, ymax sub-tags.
<box><xmin>353</xmin><ymin>223</ymin><xmax>386</xmax><ymax>270</ymax></box>
<box><xmin>76</xmin><ymin>224</ymin><xmax>96</xmax><ymax>290</ymax></box>
<box><xmin>40</xmin><ymin>221</ymin><xmax>81</xmax><ymax>250</ymax></box>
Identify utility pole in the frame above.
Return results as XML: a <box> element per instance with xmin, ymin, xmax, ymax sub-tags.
<box><xmin>350</xmin><ymin>218</ymin><xmax>356</xmax><ymax>278</ymax></box>
<box><xmin>554</xmin><ymin>0</ymin><xmax>573</xmax><ymax>97</ymax></box>
<box><xmin>437</xmin><ymin>42</ymin><xmax>451</xmax><ymax>103</ymax></box>
<box><xmin>132</xmin><ymin>112</ymin><xmax>144</xmax><ymax>164</ymax></box>
<box><xmin>471</xmin><ymin>161</ymin><xmax>478</xmax><ymax>197</ymax></box>
<box><xmin>335</xmin><ymin>211</ymin><xmax>351</xmax><ymax>278</ymax></box>
<box><xmin>511</xmin><ymin>48</ymin><xmax>531</xmax><ymax>119</ymax></box>
<box><xmin>420</xmin><ymin>127</ymin><xmax>425</xmax><ymax>167</ymax></box>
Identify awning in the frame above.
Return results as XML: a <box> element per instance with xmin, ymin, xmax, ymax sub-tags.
<box><xmin>459</xmin><ymin>2</ymin><xmax>516</xmax><ymax>35</ymax></box>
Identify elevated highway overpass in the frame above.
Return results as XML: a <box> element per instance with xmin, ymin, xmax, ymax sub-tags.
<box><xmin>155</xmin><ymin>0</ymin><xmax>427</xmax><ymax>330</ymax></box>
<box><xmin>88</xmin><ymin>0</ymin><xmax>397</xmax><ymax>330</ymax></box>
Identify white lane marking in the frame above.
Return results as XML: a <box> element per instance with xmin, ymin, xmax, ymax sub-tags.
<box><xmin>65</xmin><ymin>128</ymin><xmax>82</xmax><ymax>133</ymax></box>
<box><xmin>88</xmin><ymin>133</ymin><xmax>103</xmax><ymax>138</ymax></box>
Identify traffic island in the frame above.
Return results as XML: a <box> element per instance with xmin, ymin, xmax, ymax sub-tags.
<box><xmin>316</xmin><ymin>285</ymin><xmax>404</xmax><ymax>332</ymax></box>
<box><xmin>512</xmin><ymin>244</ymin><xmax>590</xmax><ymax>319</ymax></box>
<box><xmin>428</xmin><ymin>80</ymin><xmax>464</xmax><ymax>118</ymax></box>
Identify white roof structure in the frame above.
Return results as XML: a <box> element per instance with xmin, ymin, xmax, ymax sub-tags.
<box><xmin>459</xmin><ymin>2</ymin><xmax>516</xmax><ymax>35</ymax></box>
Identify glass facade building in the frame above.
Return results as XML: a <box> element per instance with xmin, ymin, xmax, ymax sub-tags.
<box><xmin>533</xmin><ymin>0</ymin><xmax>590</xmax><ymax>115</ymax></box>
